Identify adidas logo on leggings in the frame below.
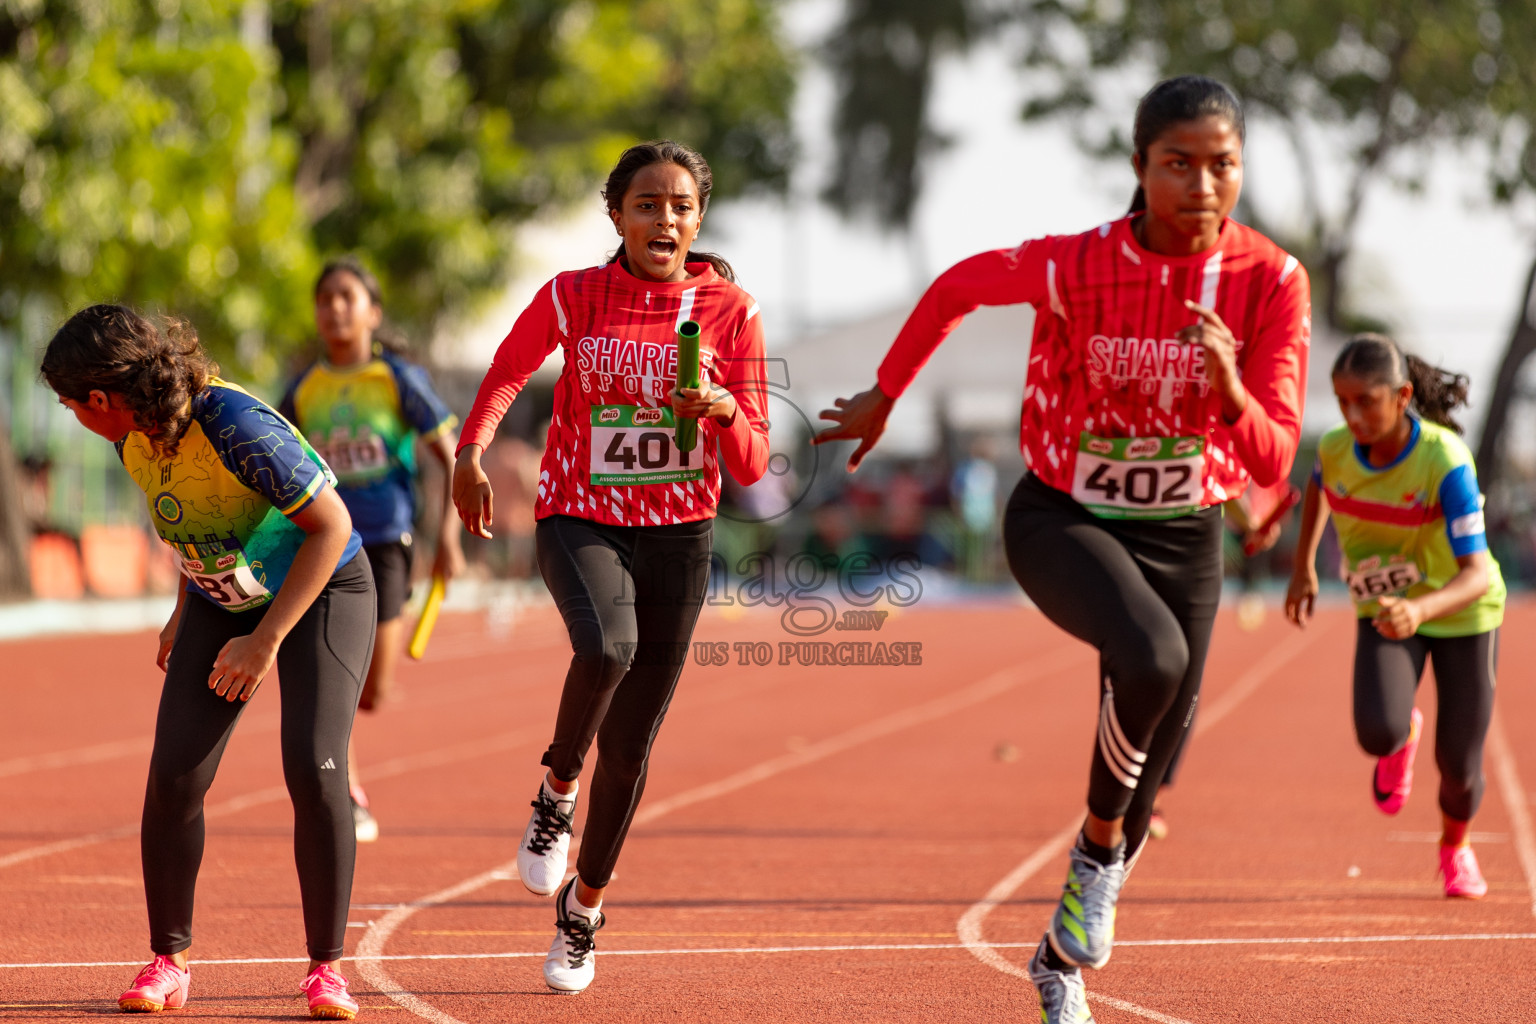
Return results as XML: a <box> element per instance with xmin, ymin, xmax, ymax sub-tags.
<box><xmin>319</xmin><ymin>758</ymin><xmax>336</xmax><ymax>770</ymax></box>
<box><xmin>1098</xmin><ymin>679</ymin><xmax>1146</xmax><ymax>788</ymax></box>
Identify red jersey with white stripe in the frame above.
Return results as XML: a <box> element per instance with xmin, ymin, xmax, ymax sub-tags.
<box><xmin>459</xmin><ymin>261</ymin><xmax>770</xmax><ymax>526</ymax></box>
<box><xmin>880</xmin><ymin>215</ymin><xmax>1310</xmax><ymax>508</ymax></box>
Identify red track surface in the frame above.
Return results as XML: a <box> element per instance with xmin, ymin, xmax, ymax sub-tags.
<box><xmin>2</xmin><ymin>596</ymin><xmax>1534</xmax><ymax>1022</ymax></box>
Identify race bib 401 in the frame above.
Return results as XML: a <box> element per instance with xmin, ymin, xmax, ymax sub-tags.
<box><xmin>589</xmin><ymin>405</ymin><xmax>705</xmax><ymax>486</ymax></box>
<box><xmin>1071</xmin><ymin>432</ymin><xmax>1205</xmax><ymax>519</ymax></box>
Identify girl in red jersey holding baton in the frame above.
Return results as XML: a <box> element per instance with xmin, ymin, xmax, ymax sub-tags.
<box><xmin>816</xmin><ymin>77</ymin><xmax>1311</xmax><ymax>1023</ymax></box>
<box><xmin>452</xmin><ymin>140</ymin><xmax>769</xmax><ymax>995</ymax></box>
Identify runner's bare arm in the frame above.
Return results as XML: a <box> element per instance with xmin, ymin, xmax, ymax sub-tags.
<box><xmin>1285</xmin><ymin>477</ymin><xmax>1329</xmax><ymax>628</ymax></box>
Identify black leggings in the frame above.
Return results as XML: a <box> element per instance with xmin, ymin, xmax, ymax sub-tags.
<box><xmin>143</xmin><ymin>554</ymin><xmax>375</xmax><ymax>962</ymax></box>
<box><xmin>1003</xmin><ymin>474</ymin><xmax>1223</xmax><ymax>851</ymax></box>
<box><xmin>535</xmin><ymin>514</ymin><xmax>713</xmax><ymax>889</ymax></box>
<box><xmin>1353</xmin><ymin>621</ymin><xmax>1498</xmax><ymax>822</ymax></box>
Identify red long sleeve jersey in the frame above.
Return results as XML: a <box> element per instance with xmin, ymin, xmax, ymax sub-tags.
<box><xmin>880</xmin><ymin>216</ymin><xmax>1310</xmax><ymax>512</ymax></box>
<box><xmin>459</xmin><ymin>262</ymin><xmax>771</xmax><ymax>527</ymax></box>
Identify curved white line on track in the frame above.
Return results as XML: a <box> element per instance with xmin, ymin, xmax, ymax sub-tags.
<box><xmin>957</xmin><ymin>620</ymin><xmax>1332</xmax><ymax>1024</ymax></box>
<box><xmin>11</xmin><ymin>930</ymin><xmax>1536</xmax><ymax>971</ymax></box>
<box><xmin>353</xmin><ymin>647</ymin><xmax>1093</xmax><ymax>1023</ymax></box>
<box><xmin>1486</xmin><ymin>711</ymin><xmax>1536</xmax><ymax>918</ymax></box>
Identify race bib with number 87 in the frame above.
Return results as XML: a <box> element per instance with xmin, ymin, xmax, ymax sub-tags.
<box><xmin>590</xmin><ymin>405</ymin><xmax>706</xmax><ymax>486</ymax></box>
<box><xmin>1071</xmin><ymin>432</ymin><xmax>1205</xmax><ymax>519</ymax></box>
<box><xmin>180</xmin><ymin>550</ymin><xmax>272</xmax><ymax>612</ymax></box>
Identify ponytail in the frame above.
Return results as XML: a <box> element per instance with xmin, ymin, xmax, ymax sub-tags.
<box><xmin>1404</xmin><ymin>353</ymin><xmax>1470</xmax><ymax>434</ymax></box>
<box><xmin>41</xmin><ymin>305</ymin><xmax>216</xmax><ymax>456</ymax></box>
<box><xmin>1128</xmin><ymin>186</ymin><xmax>1147</xmax><ymax>215</ymax></box>
<box><xmin>1332</xmin><ymin>332</ymin><xmax>1470</xmax><ymax>434</ymax></box>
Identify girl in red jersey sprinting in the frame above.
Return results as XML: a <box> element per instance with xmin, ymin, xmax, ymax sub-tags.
<box><xmin>816</xmin><ymin>77</ymin><xmax>1311</xmax><ymax>1023</ymax></box>
<box><xmin>452</xmin><ymin>140</ymin><xmax>769</xmax><ymax>995</ymax></box>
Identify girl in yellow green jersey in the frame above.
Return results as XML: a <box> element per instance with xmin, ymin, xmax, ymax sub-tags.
<box><xmin>1287</xmin><ymin>333</ymin><xmax>1503</xmax><ymax>898</ymax></box>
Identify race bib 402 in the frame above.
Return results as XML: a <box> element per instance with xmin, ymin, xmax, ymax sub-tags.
<box><xmin>1071</xmin><ymin>432</ymin><xmax>1205</xmax><ymax>519</ymax></box>
<box><xmin>589</xmin><ymin>405</ymin><xmax>705</xmax><ymax>486</ymax></box>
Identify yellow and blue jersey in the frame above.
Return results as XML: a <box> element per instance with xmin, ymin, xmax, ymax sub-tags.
<box><xmin>118</xmin><ymin>379</ymin><xmax>363</xmax><ymax>612</ymax></box>
<box><xmin>280</xmin><ymin>350</ymin><xmax>457</xmax><ymax>547</ymax></box>
<box><xmin>1316</xmin><ymin>417</ymin><xmax>1504</xmax><ymax>637</ymax></box>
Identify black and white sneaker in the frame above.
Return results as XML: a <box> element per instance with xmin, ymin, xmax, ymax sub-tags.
<box><xmin>1027</xmin><ymin>937</ymin><xmax>1095</xmax><ymax>1023</ymax></box>
<box><xmin>517</xmin><ymin>780</ymin><xmax>576</xmax><ymax>896</ymax></box>
<box><xmin>544</xmin><ymin>877</ymin><xmax>603</xmax><ymax>994</ymax></box>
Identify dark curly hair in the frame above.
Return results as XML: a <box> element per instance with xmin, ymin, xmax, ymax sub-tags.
<box><xmin>601</xmin><ymin>140</ymin><xmax>736</xmax><ymax>283</ymax></box>
<box><xmin>40</xmin><ymin>304</ymin><xmax>218</xmax><ymax>456</ymax></box>
<box><xmin>1332</xmin><ymin>332</ymin><xmax>1471</xmax><ymax>434</ymax></box>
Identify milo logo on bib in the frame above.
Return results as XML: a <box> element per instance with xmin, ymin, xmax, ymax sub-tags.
<box><xmin>1071</xmin><ymin>432</ymin><xmax>1205</xmax><ymax>520</ymax></box>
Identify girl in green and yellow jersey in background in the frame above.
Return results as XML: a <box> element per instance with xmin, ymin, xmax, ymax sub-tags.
<box><xmin>1287</xmin><ymin>333</ymin><xmax>1504</xmax><ymax>899</ymax></box>
<box><xmin>282</xmin><ymin>257</ymin><xmax>464</xmax><ymax>843</ymax></box>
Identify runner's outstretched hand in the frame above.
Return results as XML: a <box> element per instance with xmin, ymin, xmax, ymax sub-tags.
<box><xmin>813</xmin><ymin>385</ymin><xmax>895</xmax><ymax>472</ymax></box>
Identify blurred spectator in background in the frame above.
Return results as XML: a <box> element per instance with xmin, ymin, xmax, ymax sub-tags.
<box><xmin>952</xmin><ymin>435</ymin><xmax>999</xmax><ymax>580</ymax></box>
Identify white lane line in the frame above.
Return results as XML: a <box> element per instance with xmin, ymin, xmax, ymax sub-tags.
<box><xmin>957</xmin><ymin>618</ymin><xmax>1333</xmax><ymax>1024</ymax></box>
<box><xmin>0</xmin><ymin>728</ymin><xmax>546</xmax><ymax>871</ymax></box>
<box><xmin>1486</xmin><ymin>710</ymin><xmax>1536</xmax><ymax>918</ymax></box>
<box><xmin>354</xmin><ymin>646</ymin><xmax>1094</xmax><ymax>1024</ymax></box>
<box><xmin>13</xmin><ymin>930</ymin><xmax>1536</xmax><ymax>970</ymax></box>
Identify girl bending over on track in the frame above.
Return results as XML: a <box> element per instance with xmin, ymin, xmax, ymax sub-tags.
<box><xmin>43</xmin><ymin>306</ymin><xmax>374</xmax><ymax>1020</ymax></box>
<box><xmin>452</xmin><ymin>140</ymin><xmax>770</xmax><ymax>994</ymax></box>
<box><xmin>281</xmin><ymin>256</ymin><xmax>465</xmax><ymax>844</ymax></box>
<box><xmin>1286</xmin><ymin>334</ymin><xmax>1503</xmax><ymax>898</ymax></box>
<box><xmin>815</xmin><ymin>76</ymin><xmax>1311</xmax><ymax>1023</ymax></box>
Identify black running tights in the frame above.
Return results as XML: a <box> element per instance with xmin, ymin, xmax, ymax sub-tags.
<box><xmin>535</xmin><ymin>514</ymin><xmax>712</xmax><ymax>889</ymax></box>
<box><xmin>1003</xmin><ymin>474</ymin><xmax>1224</xmax><ymax>852</ymax></box>
<box><xmin>1353</xmin><ymin>621</ymin><xmax>1498</xmax><ymax>822</ymax></box>
<box><xmin>142</xmin><ymin>554</ymin><xmax>375</xmax><ymax>962</ymax></box>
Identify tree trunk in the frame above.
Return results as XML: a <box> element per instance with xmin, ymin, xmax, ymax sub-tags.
<box><xmin>0</xmin><ymin>424</ymin><xmax>32</xmax><ymax>600</ymax></box>
<box><xmin>1474</xmin><ymin>247</ymin><xmax>1536</xmax><ymax>498</ymax></box>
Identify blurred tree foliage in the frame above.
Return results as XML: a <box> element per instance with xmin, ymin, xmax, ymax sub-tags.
<box><xmin>0</xmin><ymin>0</ymin><xmax>795</xmax><ymax>376</ymax></box>
<box><xmin>821</xmin><ymin>0</ymin><xmax>981</xmax><ymax>227</ymax></box>
<box><xmin>0</xmin><ymin>0</ymin><xmax>794</xmax><ymax>596</ymax></box>
<box><xmin>823</xmin><ymin>0</ymin><xmax>1535</xmax><ymax>337</ymax></box>
<box><xmin>1015</xmin><ymin>0</ymin><xmax>1536</xmax><ymax>338</ymax></box>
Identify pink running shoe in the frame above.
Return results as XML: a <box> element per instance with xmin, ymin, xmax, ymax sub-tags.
<box><xmin>300</xmin><ymin>964</ymin><xmax>359</xmax><ymax>1020</ymax></box>
<box><xmin>118</xmin><ymin>956</ymin><xmax>189</xmax><ymax>1012</ymax></box>
<box><xmin>1440</xmin><ymin>843</ymin><xmax>1488</xmax><ymax>899</ymax></box>
<box><xmin>1372</xmin><ymin>707</ymin><xmax>1422</xmax><ymax>815</ymax></box>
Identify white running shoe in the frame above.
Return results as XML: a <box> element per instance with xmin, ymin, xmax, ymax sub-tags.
<box><xmin>1027</xmin><ymin>937</ymin><xmax>1095</xmax><ymax>1023</ymax></box>
<box><xmin>544</xmin><ymin>878</ymin><xmax>603</xmax><ymax>994</ymax></box>
<box><xmin>517</xmin><ymin>781</ymin><xmax>576</xmax><ymax>897</ymax></box>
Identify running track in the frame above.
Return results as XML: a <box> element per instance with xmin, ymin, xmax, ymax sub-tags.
<box><xmin>2</xmin><ymin>595</ymin><xmax>1534</xmax><ymax>1022</ymax></box>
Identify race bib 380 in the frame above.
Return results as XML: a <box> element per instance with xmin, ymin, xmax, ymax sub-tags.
<box><xmin>1071</xmin><ymin>432</ymin><xmax>1205</xmax><ymax>519</ymax></box>
<box><xmin>589</xmin><ymin>405</ymin><xmax>705</xmax><ymax>486</ymax></box>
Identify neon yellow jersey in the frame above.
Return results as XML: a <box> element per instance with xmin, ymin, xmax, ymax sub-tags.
<box><xmin>1316</xmin><ymin>418</ymin><xmax>1504</xmax><ymax>637</ymax></box>
<box><xmin>118</xmin><ymin>379</ymin><xmax>362</xmax><ymax>612</ymax></box>
<box><xmin>280</xmin><ymin>351</ymin><xmax>457</xmax><ymax>546</ymax></box>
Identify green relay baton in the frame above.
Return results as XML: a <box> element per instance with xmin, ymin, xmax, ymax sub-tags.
<box><xmin>674</xmin><ymin>319</ymin><xmax>701</xmax><ymax>453</ymax></box>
